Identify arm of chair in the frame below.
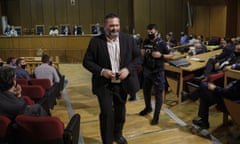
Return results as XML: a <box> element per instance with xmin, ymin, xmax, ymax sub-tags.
<box><xmin>202</xmin><ymin>71</ymin><xmax>224</xmax><ymax>83</ymax></box>
<box><xmin>224</xmin><ymin>98</ymin><xmax>240</xmax><ymax>125</ymax></box>
<box><xmin>207</xmin><ymin>71</ymin><xmax>224</xmax><ymax>82</ymax></box>
<box><xmin>22</xmin><ymin>96</ymin><xmax>35</xmax><ymax>105</ymax></box>
<box><xmin>63</xmin><ymin>114</ymin><xmax>80</xmax><ymax>144</ymax></box>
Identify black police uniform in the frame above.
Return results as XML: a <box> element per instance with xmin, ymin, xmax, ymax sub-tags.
<box><xmin>141</xmin><ymin>37</ymin><xmax>170</xmax><ymax>123</ymax></box>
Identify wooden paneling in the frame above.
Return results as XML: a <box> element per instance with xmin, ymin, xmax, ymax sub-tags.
<box><xmin>226</xmin><ymin>0</ymin><xmax>237</xmax><ymax>37</ymax></box>
<box><xmin>188</xmin><ymin>6</ymin><xmax>226</xmax><ymax>38</ymax></box>
<box><xmin>209</xmin><ymin>6</ymin><xmax>226</xmax><ymax>37</ymax></box>
<box><xmin>238</xmin><ymin>0</ymin><xmax>240</xmax><ymax>36</ymax></box>
<box><xmin>0</xmin><ymin>35</ymin><xmax>92</xmax><ymax>62</ymax></box>
<box><xmin>188</xmin><ymin>6</ymin><xmax>210</xmax><ymax>37</ymax></box>
<box><xmin>118</xmin><ymin>0</ymin><xmax>129</xmax><ymax>33</ymax></box>
<box><xmin>165</xmin><ymin>0</ymin><xmax>184</xmax><ymax>37</ymax></box>
<box><xmin>0</xmin><ymin>0</ymin><xmax>2</xmax><ymax>34</ymax></box>
<box><xmin>54</xmin><ymin>0</ymin><xmax>67</xmax><ymax>25</ymax></box>
<box><xmin>150</xmin><ymin>0</ymin><xmax>166</xmax><ymax>35</ymax></box>
<box><xmin>42</xmin><ymin>0</ymin><xmax>55</xmax><ymax>31</ymax></box>
<box><xmin>79</xmin><ymin>0</ymin><xmax>92</xmax><ymax>34</ymax></box>
<box><xmin>134</xmin><ymin>0</ymin><xmax>150</xmax><ymax>37</ymax></box>
<box><xmin>30</xmin><ymin>0</ymin><xmax>43</xmax><ymax>26</ymax></box>
<box><xmin>92</xmin><ymin>0</ymin><xmax>105</xmax><ymax>26</ymax></box>
<box><xmin>66</xmin><ymin>0</ymin><xmax>80</xmax><ymax>26</ymax></box>
<box><xmin>134</xmin><ymin>0</ymin><xmax>187</xmax><ymax>38</ymax></box>
<box><xmin>104</xmin><ymin>0</ymin><xmax>118</xmax><ymax>15</ymax></box>
<box><xmin>6</xmin><ymin>0</ymin><xmax>20</xmax><ymax>25</ymax></box>
<box><xmin>2</xmin><ymin>0</ymin><xmax>239</xmax><ymax>39</ymax></box>
<box><xmin>190</xmin><ymin>0</ymin><xmax>226</xmax><ymax>6</ymax></box>
<box><xmin>19</xmin><ymin>0</ymin><xmax>31</xmax><ymax>29</ymax></box>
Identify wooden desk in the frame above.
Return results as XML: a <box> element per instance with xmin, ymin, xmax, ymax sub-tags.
<box><xmin>224</xmin><ymin>69</ymin><xmax>240</xmax><ymax>87</ymax></box>
<box><xmin>207</xmin><ymin>45</ymin><xmax>220</xmax><ymax>51</ymax></box>
<box><xmin>173</xmin><ymin>44</ymin><xmax>193</xmax><ymax>50</ymax></box>
<box><xmin>0</xmin><ymin>35</ymin><xmax>92</xmax><ymax>62</ymax></box>
<box><xmin>222</xmin><ymin>69</ymin><xmax>240</xmax><ymax>124</ymax></box>
<box><xmin>165</xmin><ymin>49</ymin><xmax>222</xmax><ymax>103</ymax></box>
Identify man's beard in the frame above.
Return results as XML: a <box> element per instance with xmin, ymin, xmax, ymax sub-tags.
<box><xmin>106</xmin><ymin>29</ymin><xmax>119</xmax><ymax>37</ymax></box>
<box><xmin>110</xmin><ymin>31</ymin><xmax>119</xmax><ymax>36</ymax></box>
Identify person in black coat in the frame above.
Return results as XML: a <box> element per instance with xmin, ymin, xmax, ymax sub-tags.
<box><xmin>83</xmin><ymin>13</ymin><xmax>141</xmax><ymax>144</ymax></box>
<box><xmin>0</xmin><ymin>67</ymin><xmax>48</xmax><ymax>120</ymax></box>
<box><xmin>139</xmin><ymin>24</ymin><xmax>173</xmax><ymax>125</ymax></box>
<box><xmin>192</xmin><ymin>79</ymin><xmax>240</xmax><ymax>129</ymax></box>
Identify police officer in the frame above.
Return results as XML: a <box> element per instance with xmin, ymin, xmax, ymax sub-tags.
<box><xmin>139</xmin><ymin>24</ymin><xmax>173</xmax><ymax>125</ymax></box>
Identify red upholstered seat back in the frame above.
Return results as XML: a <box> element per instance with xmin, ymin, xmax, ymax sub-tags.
<box><xmin>16</xmin><ymin>78</ymin><xmax>28</xmax><ymax>86</ymax></box>
<box><xmin>29</xmin><ymin>79</ymin><xmax>51</xmax><ymax>90</ymax></box>
<box><xmin>206</xmin><ymin>71</ymin><xmax>224</xmax><ymax>82</ymax></box>
<box><xmin>15</xmin><ymin>115</ymin><xmax>64</xmax><ymax>140</ymax></box>
<box><xmin>21</xmin><ymin>85</ymin><xmax>46</xmax><ymax>99</ymax></box>
<box><xmin>0</xmin><ymin>115</ymin><xmax>12</xmax><ymax>139</ymax></box>
<box><xmin>201</xmin><ymin>71</ymin><xmax>224</xmax><ymax>87</ymax></box>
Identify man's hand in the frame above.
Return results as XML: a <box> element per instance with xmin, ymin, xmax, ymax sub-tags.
<box><xmin>208</xmin><ymin>83</ymin><xmax>216</xmax><ymax>91</ymax></box>
<box><xmin>102</xmin><ymin>69</ymin><xmax>114</xmax><ymax>79</ymax></box>
<box><xmin>152</xmin><ymin>51</ymin><xmax>162</xmax><ymax>58</ymax></box>
<box><xmin>118</xmin><ymin>68</ymin><xmax>129</xmax><ymax>80</ymax></box>
<box><xmin>14</xmin><ymin>84</ymin><xmax>22</xmax><ymax>98</ymax></box>
<box><xmin>214</xmin><ymin>62</ymin><xmax>220</xmax><ymax>70</ymax></box>
<box><xmin>223</xmin><ymin>65</ymin><xmax>232</xmax><ymax>71</ymax></box>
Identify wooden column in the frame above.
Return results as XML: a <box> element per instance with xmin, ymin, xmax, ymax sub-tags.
<box><xmin>226</xmin><ymin>0</ymin><xmax>238</xmax><ymax>37</ymax></box>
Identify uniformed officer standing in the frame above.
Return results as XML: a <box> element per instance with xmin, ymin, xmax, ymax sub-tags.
<box><xmin>139</xmin><ymin>24</ymin><xmax>173</xmax><ymax>125</ymax></box>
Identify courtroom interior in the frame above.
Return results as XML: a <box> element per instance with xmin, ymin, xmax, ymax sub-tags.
<box><xmin>0</xmin><ymin>0</ymin><xmax>240</xmax><ymax>144</ymax></box>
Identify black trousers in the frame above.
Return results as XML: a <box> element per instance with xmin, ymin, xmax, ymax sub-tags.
<box><xmin>203</xmin><ymin>58</ymin><xmax>217</xmax><ymax>76</ymax></box>
<box><xmin>142</xmin><ymin>71</ymin><xmax>165</xmax><ymax>114</ymax></box>
<box><xmin>193</xmin><ymin>82</ymin><xmax>225</xmax><ymax>123</ymax></box>
<box><xmin>96</xmin><ymin>83</ymin><xmax>127</xmax><ymax>144</ymax></box>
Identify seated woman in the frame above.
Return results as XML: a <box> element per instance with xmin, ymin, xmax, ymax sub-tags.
<box><xmin>0</xmin><ymin>67</ymin><xmax>48</xmax><ymax>120</ymax></box>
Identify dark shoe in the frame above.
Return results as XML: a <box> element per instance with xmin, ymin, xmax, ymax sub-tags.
<box><xmin>181</xmin><ymin>91</ymin><xmax>189</xmax><ymax>101</ymax></box>
<box><xmin>139</xmin><ymin>108</ymin><xmax>152</xmax><ymax>116</ymax></box>
<box><xmin>192</xmin><ymin>118</ymin><xmax>209</xmax><ymax>129</ymax></box>
<box><xmin>150</xmin><ymin>118</ymin><xmax>159</xmax><ymax>125</ymax></box>
<box><xmin>194</xmin><ymin>75</ymin><xmax>206</xmax><ymax>81</ymax></box>
<box><xmin>114</xmin><ymin>136</ymin><xmax>128</xmax><ymax>144</ymax></box>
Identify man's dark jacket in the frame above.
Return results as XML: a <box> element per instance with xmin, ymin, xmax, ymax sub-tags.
<box><xmin>83</xmin><ymin>32</ymin><xmax>141</xmax><ymax>95</ymax></box>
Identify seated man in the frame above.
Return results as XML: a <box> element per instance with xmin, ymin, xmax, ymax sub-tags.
<box><xmin>49</xmin><ymin>26</ymin><xmax>59</xmax><ymax>36</ymax></box>
<box><xmin>10</xmin><ymin>26</ymin><xmax>18</xmax><ymax>37</ymax></box>
<box><xmin>73</xmin><ymin>25</ymin><xmax>82</xmax><ymax>35</ymax></box>
<box><xmin>195</xmin><ymin>38</ymin><xmax>236</xmax><ymax>80</ymax></box>
<box><xmin>34</xmin><ymin>54</ymin><xmax>60</xmax><ymax>86</ymax></box>
<box><xmin>62</xmin><ymin>26</ymin><xmax>71</xmax><ymax>35</ymax></box>
<box><xmin>4</xmin><ymin>25</ymin><xmax>11</xmax><ymax>36</ymax></box>
<box><xmin>49</xmin><ymin>57</ymin><xmax>68</xmax><ymax>89</ymax></box>
<box><xmin>180</xmin><ymin>31</ymin><xmax>189</xmax><ymax>45</ymax></box>
<box><xmin>0</xmin><ymin>67</ymin><xmax>48</xmax><ymax>120</ymax></box>
<box><xmin>189</xmin><ymin>61</ymin><xmax>240</xmax><ymax>101</ymax></box>
<box><xmin>15</xmin><ymin>58</ymin><xmax>31</xmax><ymax>80</ymax></box>
<box><xmin>192</xmin><ymin>79</ymin><xmax>240</xmax><ymax>129</ymax></box>
<box><xmin>5</xmin><ymin>57</ymin><xmax>16</xmax><ymax>68</ymax></box>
